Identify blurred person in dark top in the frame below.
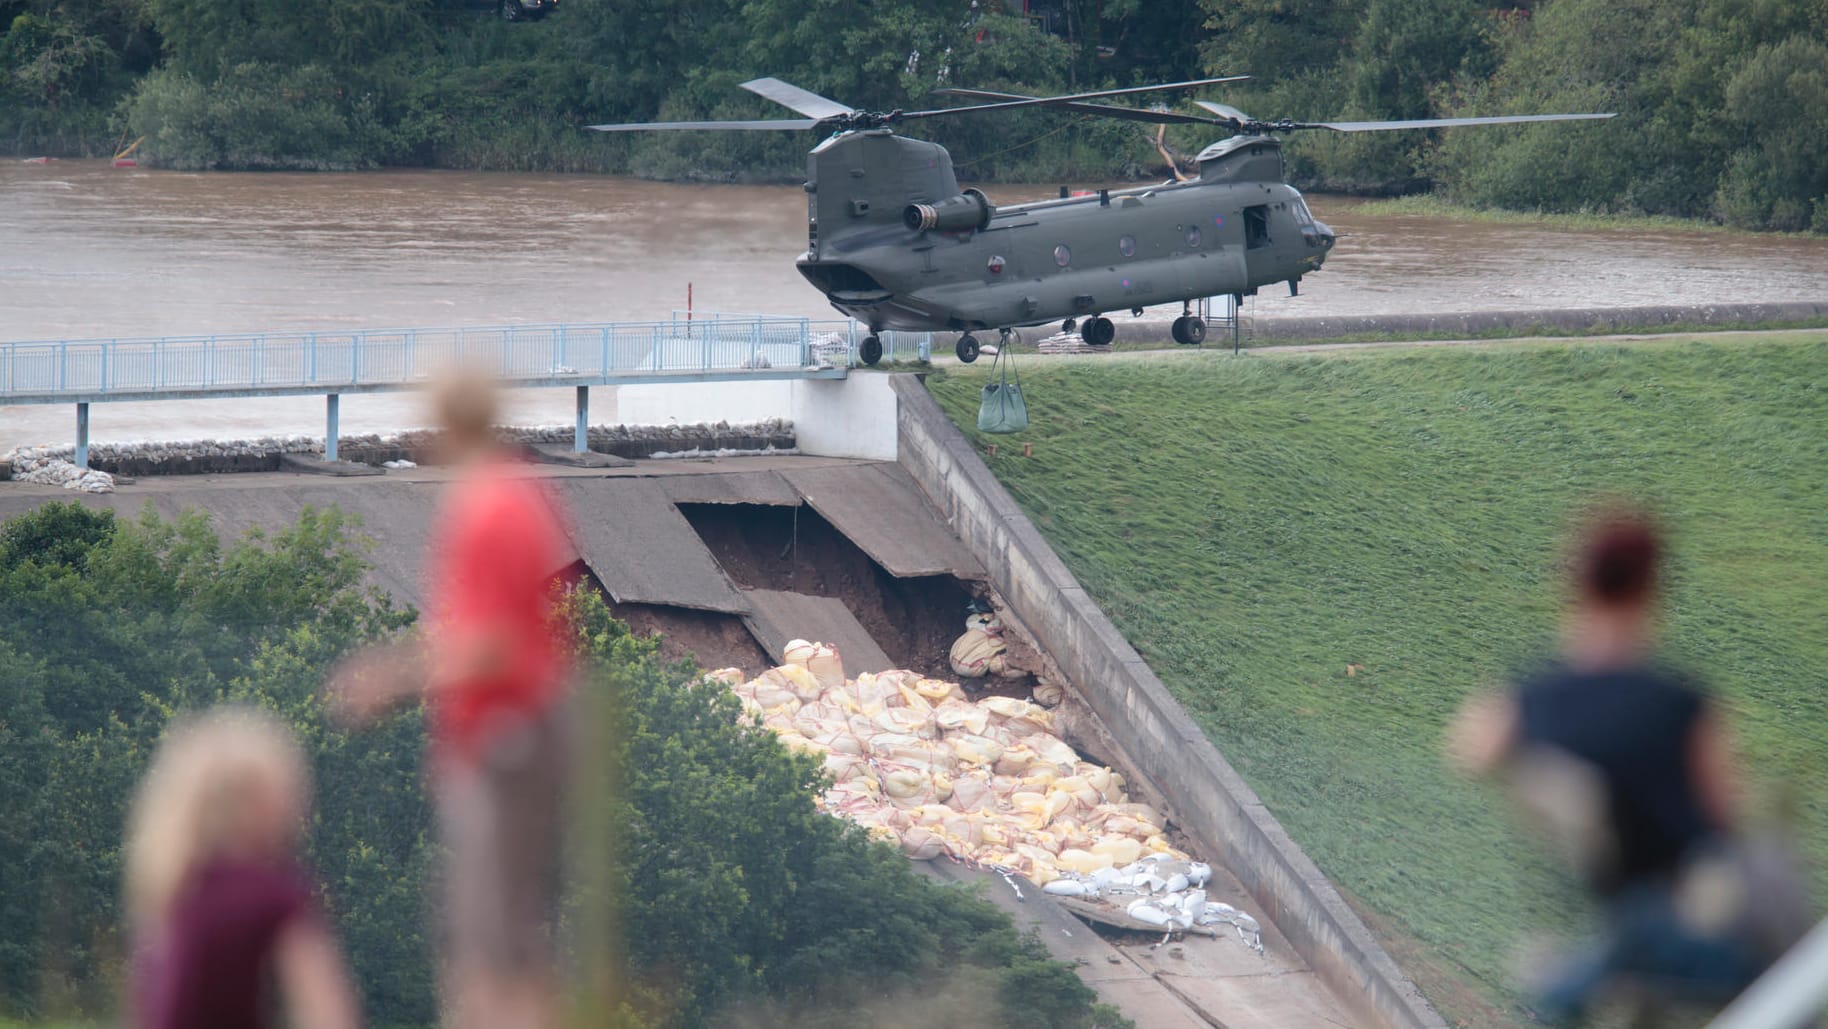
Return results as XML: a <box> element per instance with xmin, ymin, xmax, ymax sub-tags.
<box><xmin>1449</xmin><ymin>510</ymin><xmax>1811</xmax><ymax>1024</ymax></box>
<box><xmin>332</xmin><ymin>369</ymin><xmax>575</xmax><ymax>1029</ymax></box>
<box><xmin>127</xmin><ymin>706</ymin><xmax>360</xmax><ymax>1029</ymax></box>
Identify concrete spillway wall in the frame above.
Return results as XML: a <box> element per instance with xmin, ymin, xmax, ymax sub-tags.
<box><xmin>889</xmin><ymin>374</ymin><xmax>1447</xmax><ymax>1029</ymax></box>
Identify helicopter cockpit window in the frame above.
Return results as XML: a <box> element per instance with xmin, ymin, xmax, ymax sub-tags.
<box><xmin>1185</xmin><ymin>225</ymin><xmax>1202</xmax><ymax>249</ymax></box>
<box><xmin>1244</xmin><ymin>205</ymin><xmax>1271</xmax><ymax>250</ymax></box>
<box><xmin>1119</xmin><ymin>234</ymin><xmax>1136</xmax><ymax>257</ymax></box>
<box><xmin>1291</xmin><ymin>194</ymin><xmax>1321</xmax><ymax>244</ymax></box>
<box><xmin>1054</xmin><ymin>244</ymin><xmax>1072</xmax><ymax>267</ymax></box>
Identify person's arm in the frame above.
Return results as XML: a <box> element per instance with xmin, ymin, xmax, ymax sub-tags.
<box><xmin>1447</xmin><ymin>691</ymin><xmax>1520</xmax><ymax>776</ymax></box>
<box><xmin>1687</xmin><ymin>706</ymin><xmax>1741</xmax><ymax>831</ymax></box>
<box><xmin>273</xmin><ymin>917</ymin><xmax>361</xmax><ymax>1029</ymax></box>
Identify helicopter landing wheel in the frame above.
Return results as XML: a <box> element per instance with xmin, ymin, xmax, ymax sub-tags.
<box><xmin>1062</xmin><ymin>318</ymin><xmax>1077</xmax><ymax>334</ymax></box>
<box><xmin>1172</xmin><ymin>316</ymin><xmax>1206</xmax><ymax>346</ymax></box>
<box><xmin>499</xmin><ymin>0</ymin><xmax>524</xmax><ymax>20</ymax></box>
<box><xmin>1083</xmin><ymin>317</ymin><xmax>1115</xmax><ymax>347</ymax></box>
<box><xmin>956</xmin><ymin>334</ymin><xmax>981</xmax><ymax>363</ymax></box>
<box><xmin>859</xmin><ymin>335</ymin><xmax>883</xmax><ymax>366</ymax></box>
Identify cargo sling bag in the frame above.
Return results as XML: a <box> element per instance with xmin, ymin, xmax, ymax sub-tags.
<box><xmin>976</xmin><ymin>344</ymin><xmax>1028</xmax><ymax>434</ymax></box>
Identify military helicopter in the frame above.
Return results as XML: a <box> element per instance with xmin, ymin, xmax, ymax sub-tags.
<box><xmin>590</xmin><ymin>78</ymin><xmax>1612</xmax><ymax>364</ymax></box>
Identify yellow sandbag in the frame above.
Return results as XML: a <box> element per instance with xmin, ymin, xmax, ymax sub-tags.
<box><xmin>878</xmin><ymin>765</ymin><xmax>928</xmax><ymax>800</ymax></box>
<box><xmin>822</xmin><ymin>752</ymin><xmax>870</xmax><ymax>782</ymax></box>
<box><xmin>1021</xmin><ymin>766</ymin><xmax>1061</xmax><ymax>789</ymax></box>
<box><xmin>915</xmin><ymin>677</ymin><xmax>967</xmax><ymax>703</ymax></box>
<box><xmin>932</xmin><ymin>699</ymin><xmax>991</xmax><ymax>736</ymax></box>
<box><xmin>947</xmin><ymin>733</ymin><xmax>1004</xmax><ymax>767</ymax></box>
<box><xmin>774</xmin><ymin>731</ymin><xmax>820</xmax><ymax>754</ymax></box>
<box><xmin>750</xmin><ymin>679</ymin><xmax>801</xmax><ymax>713</ymax></box>
<box><xmin>806</xmin><ymin>646</ymin><xmax>844</xmax><ymax>690</ymax></box>
<box><xmin>762</xmin><ymin>710</ymin><xmax>797</xmax><ymax>733</ymax></box>
<box><xmin>873</xmin><ymin>707</ymin><xmax>937</xmax><ymax>739</ymax></box>
<box><xmin>899</xmin><ymin>826</ymin><xmax>946</xmax><ymax>860</ymax></box>
<box><xmin>946</xmin><ymin>776</ymin><xmax>993</xmax><ymax>812</ymax></box>
<box><xmin>707</xmin><ymin>667</ymin><xmax>746</xmax><ymax>686</ymax></box>
<box><xmin>1090</xmin><ymin>836</ymin><xmax>1144</xmax><ymax>866</ymax></box>
<box><xmin>1056</xmin><ymin>848</ymin><xmax>1108</xmax><ymax>875</ymax></box>
<box><xmin>1032</xmin><ymin>681</ymin><xmax>1066</xmax><ymax>707</ymax></box>
<box><xmin>776</xmin><ymin>662</ymin><xmax>826</xmax><ymax>703</ymax></box>
<box><xmin>1027</xmin><ymin>734</ymin><xmax>1080</xmax><ymax>771</ymax></box>
<box><xmin>994</xmin><ymin>743</ymin><xmax>1040</xmax><ymax>777</ymax></box>
<box><xmin>930</xmin><ymin>771</ymin><xmax>954</xmax><ymax>802</ymax></box>
<box><xmin>979</xmin><ymin>696</ymin><xmax>1054</xmax><ymax>737</ymax></box>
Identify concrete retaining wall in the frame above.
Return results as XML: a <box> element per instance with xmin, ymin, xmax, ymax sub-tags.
<box><xmin>890</xmin><ymin>374</ymin><xmax>1447</xmax><ymax>1029</ymax></box>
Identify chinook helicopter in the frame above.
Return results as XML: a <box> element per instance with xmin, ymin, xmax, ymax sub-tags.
<box><xmin>590</xmin><ymin>78</ymin><xmax>1612</xmax><ymax>364</ymax></box>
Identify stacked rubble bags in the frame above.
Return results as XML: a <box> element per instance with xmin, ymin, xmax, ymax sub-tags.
<box><xmin>714</xmin><ymin>640</ymin><xmax>1263</xmax><ymax>947</ymax></box>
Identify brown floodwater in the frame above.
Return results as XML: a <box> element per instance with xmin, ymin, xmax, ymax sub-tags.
<box><xmin>5</xmin><ymin>160</ymin><xmax>1828</xmax><ymax>445</ymax></box>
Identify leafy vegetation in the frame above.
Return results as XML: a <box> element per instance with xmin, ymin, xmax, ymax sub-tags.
<box><xmin>0</xmin><ymin>502</ymin><xmax>1121</xmax><ymax>1028</ymax></box>
<box><xmin>929</xmin><ymin>336</ymin><xmax>1828</xmax><ymax>1025</ymax></box>
<box><xmin>5</xmin><ymin>0</ymin><xmax>1828</xmax><ymax>229</ymax></box>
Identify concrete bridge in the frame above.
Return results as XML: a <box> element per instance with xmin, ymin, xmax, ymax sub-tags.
<box><xmin>0</xmin><ymin>315</ymin><xmax>932</xmax><ymax>467</ymax></box>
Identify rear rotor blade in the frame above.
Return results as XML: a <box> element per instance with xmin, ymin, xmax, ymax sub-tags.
<box><xmin>903</xmin><ymin>76</ymin><xmax>1250</xmax><ymax>122</ymax></box>
<box><xmin>1312</xmin><ymin>112</ymin><xmax>1616</xmax><ymax>132</ymax></box>
<box><xmin>585</xmin><ymin>119</ymin><xmax>819</xmax><ymax>132</ymax></box>
<box><xmin>937</xmin><ymin>88</ymin><xmax>1228</xmax><ymax>126</ymax></box>
<box><xmin>740</xmin><ymin>77</ymin><xmax>855</xmax><ymax>119</ymax></box>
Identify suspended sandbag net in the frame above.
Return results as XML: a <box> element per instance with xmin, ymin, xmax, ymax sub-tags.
<box><xmin>711</xmin><ymin>640</ymin><xmax>1264</xmax><ymax>944</ymax></box>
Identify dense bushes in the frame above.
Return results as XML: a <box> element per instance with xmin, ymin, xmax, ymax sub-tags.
<box><xmin>0</xmin><ymin>502</ymin><xmax>1120</xmax><ymax>1028</ymax></box>
<box><xmin>4</xmin><ymin>0</ymin><xmax>1827</xmax><ymax>228</ymax></box>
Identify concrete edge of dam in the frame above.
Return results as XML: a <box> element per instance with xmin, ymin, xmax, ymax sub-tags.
<box><xmin>888</xmin><ymin>373</ymin><xmax>1448</xmax><ymax>1029</ymax></box>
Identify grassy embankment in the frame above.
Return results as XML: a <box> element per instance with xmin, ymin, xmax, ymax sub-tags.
<box><xmin>929</xmin><ymin>334</ymin><xmax>1828</xmax><ymax>1026</ymax></box>
<box><xmin>1354</xmin><ymin>194</ymin><xmax>1828</xmax><ymax>237</ymax></box>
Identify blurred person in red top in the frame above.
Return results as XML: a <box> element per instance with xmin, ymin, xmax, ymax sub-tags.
<box><xmin>333</xmin><ymin>369</ymin><xmax>574</xmax><ymax>1029</ymax></box>
<box><xmin>1449</xmin><ymin>509</ymin><xmax>1811</xmax><ymax>1024</ymax></box>
<box><xmin>127</xmin><ymin>706</ymin><xmax>361</xmax><ymax>1029</ymax></box>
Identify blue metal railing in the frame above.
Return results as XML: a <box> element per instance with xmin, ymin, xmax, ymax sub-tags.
<box><xmin>0</xmin><ymin>315</ymin><xmax>936</xmax><ymax>404</ymax></box>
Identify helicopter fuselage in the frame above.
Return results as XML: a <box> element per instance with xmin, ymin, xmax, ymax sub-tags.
<box><xmin>795</xmin><ymin>130</ymin><xmax>1334</xmax><ymax>334</ymax></box>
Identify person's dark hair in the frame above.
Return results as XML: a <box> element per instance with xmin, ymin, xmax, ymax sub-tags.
<box><xmin>1578</xmin><ymin>515</ymin><xmax>1660</xmax><ymax>606</ymax></box>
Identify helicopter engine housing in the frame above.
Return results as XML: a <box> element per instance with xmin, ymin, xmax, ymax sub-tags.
<box><xmin>904</xmin><ymin>189</ymin><xmax>994</xmax><ymax>233</ymax></box>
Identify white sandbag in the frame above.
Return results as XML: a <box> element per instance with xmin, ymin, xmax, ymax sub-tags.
<box><xmin>1032</xmin><ymin>681</ymin><xmax>1066</xmax><ymax>707</ymax></box>
<box><xmin>1126</xmin><ymin>900</ymin><xmax>1174</xmax><ymax>927</ymax></box>
<box><xmin>946</xmin><ymin>775</ymin><xmax>993</xmax><ymax>812</ymax></box>
<box><xmin>776</xmin><ymin>662</ymin><xmax>827</xmax><ymax>702</ymax></box>
<box><xmin>1187</xmin><ymin>862</ymin><xmax>1212</xmax><ymax>887</ymax></box>
<box><xmin>948</xmin><ymin>733</ymin><xmax>1005</xmax><ymax>767</ymax></box>
<box><xmin>1044</xmin><ymin>878</ymin><xmax>1097</xmax><ymax>898</ymax></box>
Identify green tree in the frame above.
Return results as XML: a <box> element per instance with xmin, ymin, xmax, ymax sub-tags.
<box><xmin>1714</xmin><ymin>36</ymin><xmax>1828</xmax><ymax>230</ymax></box>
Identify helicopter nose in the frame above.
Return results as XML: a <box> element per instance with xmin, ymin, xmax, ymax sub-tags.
<box><xmin>1314</xmin><ymin>219</ymin><xmax>1336</xmax><ymax>251</ymax></box>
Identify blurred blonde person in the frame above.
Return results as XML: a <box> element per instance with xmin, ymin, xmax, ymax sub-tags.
<box><xmin>126</xmin><ymin>707</ymin><xmax>360</xmax><ymax>1029</ymax></box>
<box><xmin>332</xmin><ymin>369</ymin><xmax>574</xmax><ymax>1029</ymax></box>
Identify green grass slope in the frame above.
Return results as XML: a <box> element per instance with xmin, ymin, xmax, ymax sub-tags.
<box><xmin>928</xmin><ymin>336</ymin><xmax>1828</xmax><ymax>1026</ymax></box>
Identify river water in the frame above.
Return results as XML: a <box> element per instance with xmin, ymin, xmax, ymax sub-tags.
<box><xmin>5</xmin><ymin>160</ymin><xmax>1828</xmax><ymax>446</ymax></box>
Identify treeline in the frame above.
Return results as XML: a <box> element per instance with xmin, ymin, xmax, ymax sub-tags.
<box><xmin>3</xmin><ymin>0</ymin><xmax>1826</xmax><ymax>229</ymax></box>
<box><xmin>0</xmin><ymin>502</ymin><xmax>1125</xmax><ymax>1029</ymax></box>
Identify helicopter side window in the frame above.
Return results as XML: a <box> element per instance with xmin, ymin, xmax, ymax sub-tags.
<box><xmin>1185</xmin><ymin>225</ymin><xmax>1202</xmax><ymax>249</ymax></box>
<box><xmin>1119</xmin><ymin>234</ymin><xmax>1136</xmax><ymax>257</ymax></box>
<box><xmin>1054</xmin><ymin>244</ymin><xmax>1072</xmax><ymax>267</ymax></box>
<box><xmin>1244</xmin><ymin>205</ymin><xmax>1271</xmax><ymax>250</ymax></box>
<box><xmin>1292</xmin><ymin>195</ymin><xmax>1321</xmax><ymax>244</ymax></box>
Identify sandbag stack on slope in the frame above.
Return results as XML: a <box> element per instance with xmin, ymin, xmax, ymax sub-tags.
<box><xmin>714</xmin><ymin>639</ymin><xmax>1192</xmax><ymax>888</ymax></box>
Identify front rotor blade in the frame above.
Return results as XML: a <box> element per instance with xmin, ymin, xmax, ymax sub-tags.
<box><xmin>1193</xmin><ymin>100</ymin><xmax>1254</xmax><ymax>123</ymax></box>
<box><xmin>900</xmin><ymin>75</ymin><xmax>1250</xmax><ymax>121</ymax></box>
<box><xmin>1313</xmin><ymin>112</ymin><xmax>1616</xmax><ymax>132</ymax></box>
<box><xmin>935</xmin><ymin>88</ymin><xmax>1228</xmax><ymax>126</ymax></box>
<box><xmin>585</xmin><ymin>119</ymin><xmax>820</xmax><ymax>132</ymax></box>
<box><xmin>740</xmin><ymin>77</ymin><xmax>855</xmax><ymax>120</ymax></box>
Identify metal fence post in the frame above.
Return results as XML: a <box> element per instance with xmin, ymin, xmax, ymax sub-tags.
<box><xmin>575</xmin><ymin>386</ymin><xmax>589</xmax><ymax>453</ymax></box>
<box><xmin>75</xmin><ymin>402</ymin><xmax>89</xmax><ymax>470</ymax></box>
<box><xmin>600</xmin><ymin>327</ymin><xmax>610</xmax><ymax>375</ymax></box>
<box><xmin>325</xmin><ymin>394</ymin><xmax>340</xmax><ymax>462</ymax></box>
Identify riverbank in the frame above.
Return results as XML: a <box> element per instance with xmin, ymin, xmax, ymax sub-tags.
<box><xmin>1355</xmin><ymin>194</ymin><xmax>1828</xmax><ymax>237</ymax></box>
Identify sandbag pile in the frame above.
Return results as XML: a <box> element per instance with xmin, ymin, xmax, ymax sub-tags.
<box><xmin>10</xmin><ymin>456</ymin><xmax>116</xmax><ymax>493</ymax></box>
<box><xmin>715</xmin><ymin>640</ymin><xmax>1193</xmax><ymax>889</ymax></box>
